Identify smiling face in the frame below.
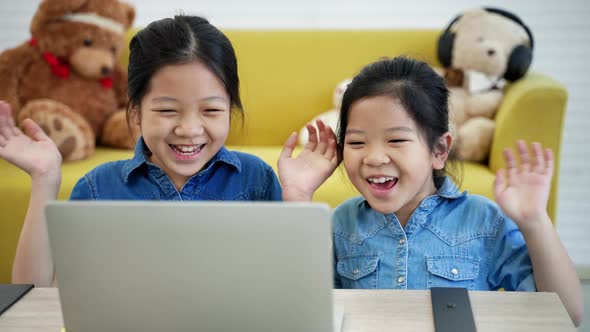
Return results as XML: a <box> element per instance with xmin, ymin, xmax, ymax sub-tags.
<box><xmin>132</xmin><ymin>61</ymin><xmax>231</xmax><ymax>190</ymax></box>
<box><xmin>343</xmin><ymin>96</ymin><xmax>447</xmax><ymax>224</ymax></box>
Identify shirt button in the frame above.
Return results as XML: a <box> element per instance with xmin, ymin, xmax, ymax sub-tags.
<box><xmin>451</xmin><ymin>268</ymin><xmax>458</xmax><ymax>275</ymax></box>
<box><xmin>399</xmin><ymin>238</ymin><xmax>405</xmax><ymax>245</ymax></box>
<box><xmin>397</xmin><ymin>276</ymin><xmax>405</xmax><ymax>283</ymax></box>
<box><xmin>353</xmin><ymin>268</ymin><xmax>359</xmax><ymax>275</ymax></box>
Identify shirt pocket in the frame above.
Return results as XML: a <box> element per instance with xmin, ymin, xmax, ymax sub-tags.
<box><xmin>426</xmin><ymin>255</ymin><xmax>479</xmax><ymax>290</ymax></box>
<box><xmin>336</xmin><ymin>254</ymin><xmax>380</xmax><ymax>289</ymax></box>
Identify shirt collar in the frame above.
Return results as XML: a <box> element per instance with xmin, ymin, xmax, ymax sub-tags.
<box><xmin>121</xmin><ymin>137</ymin><xmax>241</xmax><ymax>183</ymax></box>
<box><xmin>435</xmin><ymin>176</ymin><xmax>466</xmax><ymax>199</ymax></box>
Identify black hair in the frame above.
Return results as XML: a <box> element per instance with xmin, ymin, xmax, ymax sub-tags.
<box><xmin>337</xmin><ymin>56</ymin><xmax>461</xmax><ymax>181</ymax></box>
<box><xmin>126</xmin><ymin>15</ymin><xmax>242</xmax><ymax>124</ymax></box>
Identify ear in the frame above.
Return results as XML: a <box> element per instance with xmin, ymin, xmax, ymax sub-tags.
<box><xmin>121</xmin><ymin>2</ymin><xmax>136</xmax><ymax>29</ymax></box>
<box><xmin>129</xmin><ymin>105</ymin><xmax>141</xmax><ymax>126</ymax></box>
<box><xmin>432</xmin><ymin>132</ymin><xmax>453</xmax><ymax>170</ymax></box>
<box><xmin>30</xmin><ymin>0</ymin><xmax>88</xmax><ymax>36</ymax></box>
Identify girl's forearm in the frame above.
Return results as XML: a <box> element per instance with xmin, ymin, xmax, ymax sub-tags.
<box><xmin>11</xmin><ymin>174</ymin><xmax>61</xmax><ymax>287</ymax></box>
<box><xmin>521</xmin><ymin>218</ymin><xmax>584</xmax><ymax>327</ymax></box>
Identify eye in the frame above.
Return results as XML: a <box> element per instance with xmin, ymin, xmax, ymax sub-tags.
<box><xmin>346</xmin><ymin>141</ymin><xmax>364</xmax><ymax>146</ymax></box>
<box><xmin>477</xmin><ymin>37</ymin><xmax>484</xmax><ymax>42</ymax></box>
<box><xmin>111</xmin><ymin>46</ymin><xmax>117</xmax><ymax>54</ymax></box>
<box><xmin>83</xmin><ymin>39</ymin><xmax>93</xmax><ymax>46</ymax></box>
<box><xmin>204</xmin><ymin>108</ymin><xmax>224</xmax><ymax>114</ymax></box>
<box><xmin>154</xmin><ymin>109</ymin><xmax>176</xmax><ymax>114</ymax></box>
<box><xmin>388</xmin><ymin>139</ymin><xmax>407</xmax><ymax>144</ymax></box>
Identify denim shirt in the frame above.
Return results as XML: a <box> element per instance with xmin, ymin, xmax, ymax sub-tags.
<box><xmin>70</xmin><ymin>137</ymin><xmax>282</xmax><ymax>201</ymax></box>
<box><xmin>332</xmin><ymin>177</ymin><xmax>535</xmax><ymax>291</ymax></box>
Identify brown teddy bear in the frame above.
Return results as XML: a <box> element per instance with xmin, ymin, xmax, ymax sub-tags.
<box><xmin>437</xmin><ymin>7</ymin><xmax>534</xmax><ymax>162</ymax></box>
<box><xmin>0</xmin><ymin>0</ymin><xmax>137</xmax><ymax>161</ymax></box>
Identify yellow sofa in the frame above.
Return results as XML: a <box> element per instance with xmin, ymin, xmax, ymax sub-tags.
<box><xmin>0</xmin><ymin>29</ymin><xmax>567</xmax><ymax>283</ymax></box>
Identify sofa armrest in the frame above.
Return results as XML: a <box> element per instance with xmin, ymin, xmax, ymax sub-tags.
<box><xmin>489</xmin><ymin>72</ymin><xmax>567</xmax><ymax>221</ymax></box>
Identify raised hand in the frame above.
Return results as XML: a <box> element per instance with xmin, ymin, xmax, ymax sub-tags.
<box><xmin>494</xmin><ymin>140</ymin><xmax>553</xmax><ymax>230</ymax></box>
<box><xmin>0</xmin><ymin>101</ymin><xmax>62</xmax><ymax>179</ymax></box>
<box><xmin>278</xmin><ymin>119</ymin><xmax>339</xmax><ymax>201</ymax></box>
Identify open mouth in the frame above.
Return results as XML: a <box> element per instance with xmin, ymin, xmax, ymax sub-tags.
<box><xmin>367</xmin><ymin>176</ymin><xmax>398</xmax><ymax>191</ymax></box>
<box><xmin>169</xmin><ymin>144</ymin><xmax>205</xmax><ymax>156</ymax></box>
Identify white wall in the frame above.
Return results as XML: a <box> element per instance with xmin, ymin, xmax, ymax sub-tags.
<box><xmin>1</xmin><ymin>0</ymin><xmax>589</xmax><ymax>328</ymax></box>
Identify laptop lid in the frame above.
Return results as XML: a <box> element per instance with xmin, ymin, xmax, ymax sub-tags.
<box><xmin>46</xmin><ymin>201</ymin><xmax>334</xmax><ymax>332</ymax></box>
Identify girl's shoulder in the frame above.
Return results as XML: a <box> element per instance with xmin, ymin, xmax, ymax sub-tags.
<box><xmin>84</xmin><ymin>159</ymin><xmax>131</xmax><ymax>180</ymax></box>
<box><xmin>427</xmin><ymin>193</ymin><xmax>513</xmax><ymax>239</ymax></box>
<box><xmin>332</xmin><ymin>196</ymin><xmax>382</xmax><ymax>225</ymax></box>
<box><xmin>333</xmin><ymin>196</ymin><xmax>367</xmax><ymax>214</ymax></box>
<box><xmin>71</xmin><ymin>159</ymin><xmax>131</xmax><ymax>200</ymax></box>
<box><xmin>451</xmin><ymin>193</ymin><xmax>503</xmax><ymax>216</ymax></box>
<box><xmin>76</xmin><ymin>159</ymin><xmax>138</xmax><ymax>192</ymax></box>
<box><xmin>226</xmin><ymin>149</ymin><xmax>275</xmax><ymax>173</ymax></box>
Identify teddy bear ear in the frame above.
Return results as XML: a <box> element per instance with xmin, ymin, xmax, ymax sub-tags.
<box><xmin>30</xmin><ymin>0</ymin><xmax>89</xmax><ymax>36</ymax></box>
<box><xmin>120</xmin><ymin>2</ymin><xmax>135</xmax><ymax>29</ymax></box>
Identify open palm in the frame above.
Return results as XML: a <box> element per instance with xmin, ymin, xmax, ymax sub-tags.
<box><xmin>494</xmin><ymin>140</ymin><xmax>553</xmax><ymax>230</ymax></box>
<box><xmin>0</xmin><ymin>101</ymin><xmax>62</xmax><ymax>177</ymax></box>
<box><xmin>278</xmin><ymin>120</ymin><xmax>339</xmax><ymax>201</ymax></box>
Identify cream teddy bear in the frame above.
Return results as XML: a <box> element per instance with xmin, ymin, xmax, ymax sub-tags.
<box><xmin>299</xmin><ymin>78</ymin><xmax>352</xmax><ymax>145</ymax></box>
<box><xmin>437</xmin><ymin>7</ymin><xmax>534</xmax><ymax>162</ymax></box>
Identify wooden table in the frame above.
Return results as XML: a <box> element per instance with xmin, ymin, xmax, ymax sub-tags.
<box><xmin>0</xmin><ymin>288</ymin><xmax>575</xmax><ymax>331</ymax></box>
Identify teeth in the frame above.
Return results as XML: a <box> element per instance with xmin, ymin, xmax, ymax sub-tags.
<box><xmin>171</xmin><ymin>144</ymin><xmax>203</xmax><ymax>154</ymax></box>
<box><xmin>368</xmin><ymin>177</ymin><xmax>394</xmax><ymax>183</ymax></box>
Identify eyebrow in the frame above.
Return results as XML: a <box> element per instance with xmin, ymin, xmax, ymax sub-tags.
<box><xmin>346</xmin><ymin>126</ymin><xmax>413</xmax><ymax>134</ymax></box>
<box><xmin>151</xmin><ymin>96</ymin><xmax>178</xmax><ymax>103</ymax></box>
<box><xmin>150</xmin><ymin>96</ymin><xmax>228</xmax><ymax>103</ymax></box>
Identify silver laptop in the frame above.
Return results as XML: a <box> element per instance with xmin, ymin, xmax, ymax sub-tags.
<box><xmin>46</xmin><ymin>201</ymin><xmax>343</xmax><ymax>332</ymax></box>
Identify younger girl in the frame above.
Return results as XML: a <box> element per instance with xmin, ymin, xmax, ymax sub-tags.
<box><xmin>0</xmin><ymin>16</ymin><xmax>335</xmax><ymax>287</ymax></box>
<box><xmin>317</xmin><ymin>56</ymin><xmax>582</xmax><ymax>326</ymax></box>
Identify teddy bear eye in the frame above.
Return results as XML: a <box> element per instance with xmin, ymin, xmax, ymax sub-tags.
<box><xmin>111</xmin><ymin>46</ymin><xmax>117</xmax><ymax>54</ymax></box>
<box><xmin>477</xmin><ymin>37</ymin><xmax>484</xmax><ymax>42</ymax></box>
<box><xmin>83</xmin><ymin>39</ymin><xmax>93</xmax><ymax>46</ymax></box>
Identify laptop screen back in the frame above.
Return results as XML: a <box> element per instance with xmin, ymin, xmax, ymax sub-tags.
<box><xmin>46</xmin><ymin>201</ymin><xmax>333</xmax><ymax>332</ymax></box>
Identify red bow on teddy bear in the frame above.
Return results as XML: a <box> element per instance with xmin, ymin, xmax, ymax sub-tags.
<box><xmin>28</xmin><ymin>38</ymin><xmax>113</xmax><ymax>89</ymax></box>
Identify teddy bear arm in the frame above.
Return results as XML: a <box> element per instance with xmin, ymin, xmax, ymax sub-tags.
<box><xmin>0</xmin><ymin>44</ymin><xmax>36</xmax><ymax>112</ymax></box>
<box><xmin>101</xmin><ymin>109</ymin><xmax>137</xmax><ymax>149</ymax></box>
<box><xmin>465</xmin><ymin>90</ymin><xmax>503</xmax><ymax>119</ymax></box>
<box><xmin>112</xmin><ymin>63</ymin><xmax>129</xmax><ymax>108</ymax></box>
<box><xmin>458</xmin><ymin>118</ymin><xmax>495</xmax><ymax>162</ymax></box>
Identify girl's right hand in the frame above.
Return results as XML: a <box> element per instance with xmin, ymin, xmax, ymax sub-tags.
<box><xmin>0</xmin><ymin>101</ymin><xmax>62</xmax><ymax>179</ymax></box>
<box><xmin>278</xmin><ymin>119</ymin><xmax>339</xmax><ymax>201</ymax></box>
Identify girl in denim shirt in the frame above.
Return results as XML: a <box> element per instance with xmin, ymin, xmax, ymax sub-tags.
<box><xmin>0</xmin><ymin>16</ymin><xmax>335</xmax><ymax>288</ymax></box>
<box><xmin>321</xmin><ymin>56</ymin><xmax>582</xmax><ymax>325</ymax></box>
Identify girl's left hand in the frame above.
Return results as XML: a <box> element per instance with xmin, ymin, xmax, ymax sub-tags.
<box><xmin>278</xmin><ymin>120</ymin><xmax>339</xmax><ymax>201</ymax></box>
<box><xmin>494</xmin><ymin>140</ymin><xmax>553</xmax><ymax>231</ymax></box>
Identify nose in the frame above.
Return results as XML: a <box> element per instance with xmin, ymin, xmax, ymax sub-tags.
<box><xmin>174</xmin><ymin>115</ymin><xmax>204</xmax><ymax>137</ymax></box>
<box><xmin>363</xmin><ymin>146</ymin><xmax>390</xmax><ymax>166</ymax></box>
<box><xmin>101</xmin><ymin>66</ymin><xmax>111</xmax><ymax>76</ymax></box>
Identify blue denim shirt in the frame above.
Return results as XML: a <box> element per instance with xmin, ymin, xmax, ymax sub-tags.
<box><xmin>332</xmin><ymin>177</ymin><xmax>535</xmax><ymax>291</ymax></box>
<box><xmin>70</xmin><ymin>137</ymin><xmax>282</xmax><ymax>201</ymax></box>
